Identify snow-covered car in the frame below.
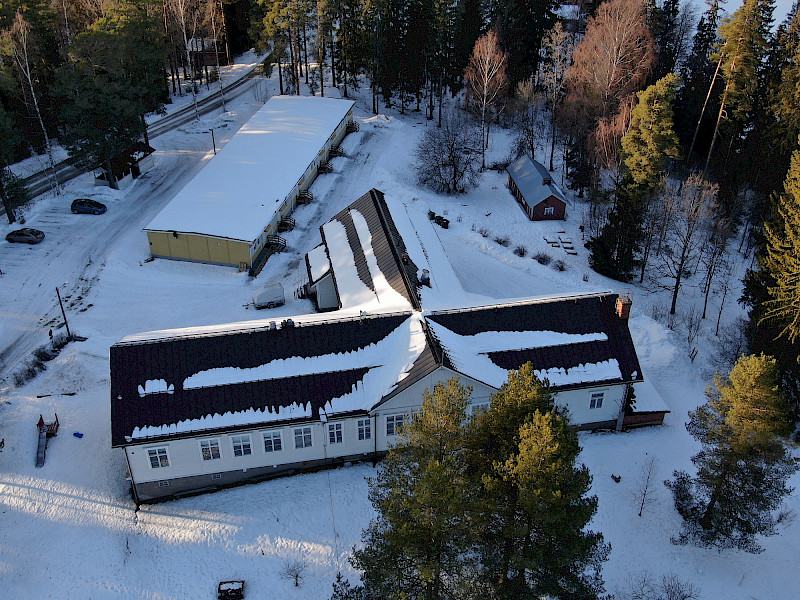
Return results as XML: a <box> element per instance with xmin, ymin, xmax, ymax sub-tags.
<box><xmin>6</xmin><ymin>228</ymin><xmax>45</xmax><ymax>244</ymax></box>
<box><xmin>71</xmin><ymin>198</ymin><xmax>107</xmax><ymax>214</ymax></box>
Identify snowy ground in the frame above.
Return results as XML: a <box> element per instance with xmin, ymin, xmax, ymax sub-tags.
<box><xmin>1</xmin><ymin>58</ymin><xmax>798</xmax><ymax>600</ymax></box>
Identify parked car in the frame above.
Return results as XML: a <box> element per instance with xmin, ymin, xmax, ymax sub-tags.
<box><xmin>71</xmin><ymin>198</ymin><xmax>107</xmax><ymax>215</ymax></box>
<box><xmin>6</xmin><ymin>228</ymin><xmax>45</xmax><ymax>244</ymax></box>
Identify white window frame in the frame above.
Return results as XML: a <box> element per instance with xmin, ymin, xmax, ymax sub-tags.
<box><xmin>147</xmin><ymin>447</ymin><xmax>170</xmax><ymax>469</ymax></box>
<box><xmin>328</xmin><ymin>422</ymin><xmax>343</xmax><ymax>444</ymax></box>
<box><xmin>357</xmin><ymin>418</ymin><xmax>371</xmax><ymax>441</ymax></box>
<box><xmin>263</xmin><ymin>431</ymin><xmax>283</xmax><ymax>453</ymax></box>
<box><xmin>386</xmin><ymin>414</ymin><xmax>405</xmax><ymax>436</ymax></box>
<box><xmin>231</xmin><ymin>434</ymin><xmax>252</xmax><ymax>457</ymax></box>
<box><xmin>544</xmin><ymin>205</ymin><xmax>555</xmax><ymax>216</ymax></box>
<box><xmin>590</xmin><ymin>392</ymin><xmax>604</xmax><ymax>410</ymax></box>
<box><xmin>294</xmin><ymin>426</ymin><xmax>313</xmax><ymax>449</ymax></box>
<box><xmin>199</xmin><ymin>438</ymin><xmax>222</xmax><ymax>461</ymax></box>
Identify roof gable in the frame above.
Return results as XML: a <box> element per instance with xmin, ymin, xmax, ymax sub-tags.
<box><xmin>321</xmin><ymin>189</ymin><xmax>421</xmax><ymax>310</ymax></box>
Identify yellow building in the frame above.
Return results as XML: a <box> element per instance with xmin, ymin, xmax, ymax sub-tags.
<box><xmin>144</xmin><ymin>96</ymin><xmax>356</xmax><ymax>270</ymax></box>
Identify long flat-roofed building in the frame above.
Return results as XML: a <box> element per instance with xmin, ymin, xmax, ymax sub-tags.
<box><xmin>144</xmin><ymin>95</ymin><xmax>355</xmax><ymax>269</ymax></box>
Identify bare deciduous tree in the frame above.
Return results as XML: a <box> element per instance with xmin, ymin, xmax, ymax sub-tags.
<box><xmin>415</xmin><ymin>110</ymin><xmax>481</xmax><ymax>194</ymax></box>
<box><xmin>630</xmin><ymin>455</ymin><xmax>659</xmax><ymax>517</ymax></box>
<box><xmin>511</xmin><ymin>78</ymin><xmax>545</xmax><ymax>161</ymax></box>
<box><xmin>541</xmin><ymin>22</ymin><xmax>573</xmax><ymax>171</ymax></box>
<box><xmin>565</xmin><ymin>0</ymin><xmax>655</xmax><ymax>125</ymax></box>
<box><xmin>619</xmin><ymin>570</ymin><xmax>701</xmax><ymax>600</ymax></box>
<box><xmin>279</xmin><ymin>558</ymin><xmax>307</xmax><ymax>587</ymax></box>
<box><xmin>465</xmin><ymin>29</ymin><xmax>508</xmax><ymax>170</ymax></box>
<box><xmin>168</xmin><ymin>0</ymin><xmax>202</xmax><ymax>121</ymax></box>
<box><xmin>5</xmin><ymin>12</ymin><xmax>61</xmax><ymax>195</ymax></box>
<box><xmin>654</xmin><ymin>175</ymin><xmax>718</xmax><ymax>315</ymax></box>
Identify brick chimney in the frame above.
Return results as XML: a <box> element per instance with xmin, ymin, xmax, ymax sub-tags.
<box><xmin>616</xmin><ymin>295</ymin><xmax>632</xmax><ymax>320</ymax></box>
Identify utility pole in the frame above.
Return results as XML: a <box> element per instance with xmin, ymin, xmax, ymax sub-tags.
<box><xmin>55</xmin><ymin>287</ymin><xmax>71</xmax><ymax>340</ymax></box>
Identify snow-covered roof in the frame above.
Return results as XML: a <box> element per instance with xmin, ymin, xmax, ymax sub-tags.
<box><xmin>319</xmin><ymin>189</ymin><xmax>421</xmax><ymax>310</ymax></box>
<box><xmin>507</xmin><ymin>155</ymin><xmax>569</xmax><ymax>207</ymax></box>
<box><xmin>306</xmin><ymin>244</ymin><xmax>330</xmax><ymax>283</ymax></box>
<box><xmin>425</xmin><ymin>293</ymin><xmax>643</xmax><ymax>391</ymax></box>
<box><xmin>110</xmin><ymin>310</ymin><xmax>425</xmax><ymax>445</ymax></box>
<box><xmin>144</xmin><ymin>96</ymin><xmax>355</xmax><ymax>243</ymax></box>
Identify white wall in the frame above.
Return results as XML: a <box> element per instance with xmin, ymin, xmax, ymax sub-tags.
<box><xmin>553</xmin><ymin>385</ymin><xmax>624</xmax><ymax>426</ymax></box>
<box><xmin>127</xmin><ymin>417</ymin><xmax>377</xmax><ymax>485</ymax></box>
<box><xmin>371</xmin><ymin>367</ymin><xmax>495</xmax><ymax>451</ymax></box>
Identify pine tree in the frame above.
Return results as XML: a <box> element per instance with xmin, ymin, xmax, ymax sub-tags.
<box><xmin>705</xmin><ymin>0</ymin><xmax>774</xmax><ymax>175</ymax></box>
<box><xmin>620</xmin><ymin>72</ymin><xmax>682</xmax><ymax>193</ymax></box>
<box><xmin>467</xmin><ymin>364</ymin><xmax>609</xmax><ymax>600</ymax></box>
<box><xmin>666</xmin><ymin>354</ymin><xmax>797</xmax><ymax>553</ymax></box>
<box><xmin>350</xmin><ymin>378</ymin><xmax>472</xmax><ymax>600</ymax></box>
<box><xmin>677</xmin><ymin>0</ymin><xmax>722</xmax><ymax>164</ymax></box>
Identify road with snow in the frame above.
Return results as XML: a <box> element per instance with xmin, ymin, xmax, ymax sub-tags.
<box><xmin>0</xmin><ymin>81</ymin><xmax>263</xmax><ymax>384</ymax></box>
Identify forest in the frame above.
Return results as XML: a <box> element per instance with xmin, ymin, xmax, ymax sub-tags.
<box><xmin>1</xmin><ymin>0</ymin><xmax>800</xmax><ymax>409</ymax></box>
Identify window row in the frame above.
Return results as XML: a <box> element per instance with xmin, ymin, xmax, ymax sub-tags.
<box><xmin>147</xmin><ymin>418</ymin><xmax>373</xmax><ymax>469</ymax></box>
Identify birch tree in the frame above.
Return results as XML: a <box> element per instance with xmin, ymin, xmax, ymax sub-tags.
<box><xmin>541</xmin><ymin>21</ymin><xmax>572</xmax><ymax>171</ymax></box>
<box><xmin>5</xmin><ymin>12</ymin><xmax>61</xmax><ymax>194</ymax></box>
<box><xmin>168</xmin><ymin>0</ymin><xmax>202</xmax><ymax>120</ymax></box>
<box><xmin>465</xmin><ymin>29</ymin><xmax>508</xmax><ymax>170</ymax></box>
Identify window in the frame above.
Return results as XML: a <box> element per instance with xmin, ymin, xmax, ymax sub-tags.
<box><xmin>148</xmin><ymin>447</ymin><xmax>170</xmax><ymax>469</ymax></box>
<box><xmin>590</xmin><ymin>392</ymin><xmax>604</xmax><ymax>409</ymax></box>
<box><xmin>358</xmin><ymin>418</ymin><xmax>371</xmax><ymax>441</ymax></box>
<box><xmin>328</xmin><ymin>423</ymin><xmax>343</xmax><ymax>444</ymax></box>
<box><xmin>294</xmin><ymin>426</ymin><xmax>312</xmax><ymax>449</ymax></box>
<box><xmin>199</xmin><ymin>439</ymin><xmax>221</xmax><ymax>461</ymax></box>
<box><xmin>469</xmin><ymin>402</ymin><xmax>490</xmax><ymax>416</ymax></box>
<box><xmin>158</xmin><ymin>480</ymin><xmax>170</xmax><ymax>488</ymax></box>
<box><xmin>386</xmin><ymin>414</ymin><xmax>405</xmax><ymax>436</ymax></box>
<box><xmin>544</xmin><ymin>206</ymin><xmax>555</xmax><ymax>216</ymax></box>
<box><xmin>231</xmin><ymin>435</ymin><xmax>252</xmax><ymax>457</ymax></box>
<box><xmin>263</xmin><ymin>431</ymin><xmax>283</xmax><ymax>452</ymax></box>
<box><xmin>211</xmin><ymin>473</ymin><xmax>222</xmax><ymax>481</ymax></box>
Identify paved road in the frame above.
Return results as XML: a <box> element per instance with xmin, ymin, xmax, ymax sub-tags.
<box><xmin>17</xmin><ymin>66</ymin><xmax>261</xmax><ymax>200</ymax></box>
<box><xmin>0</xmin><ymin>74</ymin><xmax>265</xmax><ymax>384</ymax></box>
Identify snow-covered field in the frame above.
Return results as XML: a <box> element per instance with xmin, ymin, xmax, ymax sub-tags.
<box><xmin>1</xmin><ymin>59</ymin><xmax>798</xmax><ymax>600</ymax></box>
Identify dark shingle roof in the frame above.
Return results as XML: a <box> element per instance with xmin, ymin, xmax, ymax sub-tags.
<box><xmin>110</xmin><ymin>312</ymin><xmax>411</xmax><ymax>446</ymax></box>
<box><xmin>426</xmin><ymin>294</ymin><xmax>643</xmax><ymax>390</ymax></box>
<box><xmin>323</xmin><ymin>189</ymin><xmax>420</xmax><ymax>309</ymax></box>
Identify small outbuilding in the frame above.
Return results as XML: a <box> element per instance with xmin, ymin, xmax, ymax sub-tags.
<box><xmin>94</xmin><ymin>142</ymin><xmax>155</xmax><ymax>190</ymax></box>
<box><xmin>506</xmin><ymin>155</ymin><xmax>569</xmax><ymax>221</ymax></box>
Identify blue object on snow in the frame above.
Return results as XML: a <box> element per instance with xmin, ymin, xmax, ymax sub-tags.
<box><xmin>73</xmin><ymin>432</ymin><xmax>83</xmax><ymax>438</ymax></box>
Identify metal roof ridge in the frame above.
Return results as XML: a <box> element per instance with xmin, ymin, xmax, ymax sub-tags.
<box><xmin>424</xmin><ymin>291</ymin><xmax>616</xmax><ymax>316</ymax></box>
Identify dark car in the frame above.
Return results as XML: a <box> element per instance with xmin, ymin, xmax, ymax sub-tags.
<box><xmin>6</xmin><ymin>228</ymin><xmax>45</xmax><ymax>244</ymax></box>
<box><xmin>71</xmin><ymin>198</ymin><xmax>107</xmax><ymax>215</ymax></box>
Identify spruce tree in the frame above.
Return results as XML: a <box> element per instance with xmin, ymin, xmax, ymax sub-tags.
<box><xmin>467</xmin><ymin>364</ymin><xmax>609</xmax><ymax>599</ymax></box>
<box><xmin>666</xmin><ymin>354</ymin><xmax>797</xmax><ymax>553</ymax></box>
<box><xmin>762</xmin><ymin>137</ymin><xmax>800</xmax><ymax>344</ymax></box>
<box><xmin>350</xmin><ymin>378</ymin><xmax>471</xmax><ymax>600</ymax></box>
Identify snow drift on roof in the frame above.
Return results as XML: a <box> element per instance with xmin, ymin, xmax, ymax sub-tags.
<box><xmin>322</xmin><ymin>209</ymin><xmax>412</xmax><ymax>310</ymax></box>
<box><xmin>144</xmin><ymin>96</ymin><xmax>355</xmax><ymax>243</ymax></box>
<box><xmin>427</xmin><ymin>319</ymin><xmax>621</xmax><ymax>388</ymax></box>
<box><xmin>127</xmin><ymin>312</ymin><xmax>427</xmax><ymax>439</ymax></box>
<box><xmin>307</xmin><ymin>244</ymin><xmax>330</xmax><ymax>283</ymax></box>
